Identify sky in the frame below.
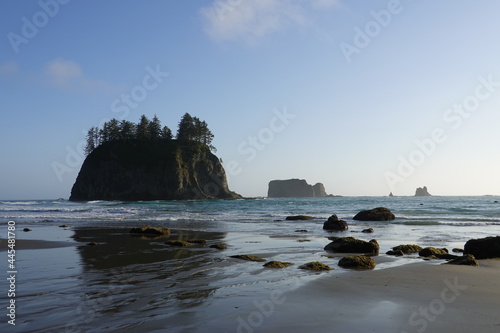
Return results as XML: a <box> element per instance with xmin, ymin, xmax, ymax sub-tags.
<box><xmin>1</xmin><ymin>0</ymin><xmax>500</xmax><ymax>199</ymax></box>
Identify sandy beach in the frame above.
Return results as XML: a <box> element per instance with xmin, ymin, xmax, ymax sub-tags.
<box><xmin>1</xmin><ymin>224</ymin><xmax>499</xmax><ymax>333</ymax></box>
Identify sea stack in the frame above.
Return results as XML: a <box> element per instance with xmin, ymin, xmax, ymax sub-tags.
<box><xmin>415</xmin><ymin>186</ymin><xmax>431</xmax><ymax>197</ymax></box>
<box><xmin>267</xmin><ymin>179</ymin><xmax>328</xmax><ymax>198</ymax></box>
<box><xmin>69</xmin><ymin>140</ymin><xmax>241</xmax><ymax>201</ymax></box>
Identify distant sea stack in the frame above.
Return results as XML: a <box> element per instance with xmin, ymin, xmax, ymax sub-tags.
<box><xmin>267</xmin><ymin>179</ymin><xmax>328</xmax><ymax>198</ymax></box>
<box><xmin>415</xmin><ymin>186</ymin><xmax>431</xmax><ymax>197</ymax></box>
<box><xmin>69</xmin><ymin>140</ymin><xmax>241</xmax><ymax>201</ymax></box>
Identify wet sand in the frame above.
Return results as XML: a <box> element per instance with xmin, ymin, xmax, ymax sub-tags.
<box><xmin>2</xmin><ymin>226</ymin><xmax>500</xmax><ymax>332</ymax></box>
<box><xmin>252</xmin><ymin>260</ymin><xmax>500</xmax><ymax>333</ymax></box>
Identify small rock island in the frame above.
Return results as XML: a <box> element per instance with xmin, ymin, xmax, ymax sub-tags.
<box><xmin>69</xmin><ymin>114</ymin><xmax>241</xmax><ymax>201</ymax></box>
<box><xmin>415</xmin><ymin>186</ymin><xmax>432</xmax><ymax>197</ymax></box>
<box><xmin>267</xmin><ymin>179</ymin><xmax>328</xmax><ymax>198</ymax></box>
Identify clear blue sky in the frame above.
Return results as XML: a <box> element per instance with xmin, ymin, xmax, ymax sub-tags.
<box><xmin>1</xmin><ymin>0</ymin><xmax>500</xmax><ymax>199</ymax></box>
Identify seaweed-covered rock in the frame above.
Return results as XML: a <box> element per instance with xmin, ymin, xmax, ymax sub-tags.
<box><xmin>445</xmin><ymin>254</ymin><xmax>479</xmax><ymax>266</ymax></box>
<box><xmin>419</xmin><ymin>247</ymin><xmax>448</xmax><ymax>257</ymax></box>
<box><xmin>362</xmin><ymin>228</ymin><xmax>374</xmax><ymax>233</ymax></box>
<box><xmin>392</xmin><ymin>244</ymin><xmax>423</xmax><ymax>254</ymax></box>
<box><xmin>323</xmin><ymin>215</ymin><xmax>348</xmax><ymax>231</ymax></box>
<box><xmin>165</xmin><ymin>240</ymin><xmax>191</xmax><ymax>247</ymax></box>
<box><xmin>299</xmin><ymin>261</ymin><xmax>332</xmax><ymax>271</ymax></box>
<box><xmin>286</xmin><ymin>215</ymin><xmax>313</xmax><ymax>221</ymax></box>
<box><xmin>353</xmin><ymin>207</ymin><xmax>395</xmax><ymax>221</ymax></box>
<box><xmin>210</xmin><ymin>243</ymin><xmax>227</xmax><ymax>250</ymax></box>
<box><xmin>230</xmin><ymin>254</ymin><xmax>266</xmax><ymax>262</ymax></box>
<box><xmin>130</xmin><ymin>225</ymin><xmax>170</xmax><ymax>236</ymax></box>
<box><xmin>324</xmin><ymin>237</ymin><xmax>379</xmax><ymax>255</ymax></box>
<box><xmin>263</xmin><ymin>261</ymin><xmax>294</xmax><ymax>268</ymax></box>
<box><xmin>187</xmin><ymin>239</ymin><xmax>206</xmax><ymax>244</ymax></box>
<box><xmin>452</xmin><ymin>248</ymin><xmax>464</xmax><ymax>253</ymax></box>
<box><xmin>338</xmin><ymin>255</ymin><xmax>376</xmax><ymax>270</ymax></box>
<box><xmin>464</xmin><ymin>236</ymin><xmax>500</xmax><ymax>259</ymax></box>
<box><xmin>386</xmin><ymin>250</ymin><xmax>404</xmax><ymax>256</ymax></box>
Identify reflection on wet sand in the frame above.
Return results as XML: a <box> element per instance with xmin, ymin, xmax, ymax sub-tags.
<box><xmin>68</xmin><ymin>227</ymin><xmax>228</xmax><ymax>332</ymax></box>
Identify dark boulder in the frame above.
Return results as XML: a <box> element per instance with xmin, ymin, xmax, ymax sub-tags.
<box><xmin>323</xmin><ymin>215</ymin><xmax>348</xmax><ymax>231</ymax></box>
<box><xmin>419</xmin><ymin>247</ymin><xmax>448</xmax><ymax>257</ymax></box>
<box><xmin>362</xmin><ymin>228</ymin><xmax>374</xmax><ymax>233</ymax></box>
<box><xmin>445</xmin><ymin>254</ymin><xmax>479</xmax><ymax>266</ymax></box>
<box><xmin>353</xmin><ymin>207</ymin><xmax>395</xmax><ymax>221</ymax></box>
<box><xmin>324</xmin><ymin>237</ymin><xmax>379</xmax><ymax>255</ymax></box>
<box><xmin>338</xmin><ymin>255</ymin><xmax>376</xmax><ymax>270</ymax></box>
<box><xmin>464</xmin><ymin>236</ymin><xmax>500</xmax><ymax>259</ymax></box>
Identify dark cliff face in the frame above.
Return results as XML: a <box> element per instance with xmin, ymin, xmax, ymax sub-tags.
<box><xmin>267</xmin><ymin>179</ymin><xmax>328</xmax><ymax>198</ymax></box>
<box><xmin>69</xmin><ymin>140</ymin><xmax>241</xmax><ymax>201</ymax></box>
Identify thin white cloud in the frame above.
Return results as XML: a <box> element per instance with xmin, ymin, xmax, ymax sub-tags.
<box><xmin>200</xmin><ymin>0</ymin><xmax>340</xmax><ymax>43</ymax></box>
<box><xmin>44</xmin><ymin>58</ymin><xmax>114</xmax><ymax>94</ymax></box>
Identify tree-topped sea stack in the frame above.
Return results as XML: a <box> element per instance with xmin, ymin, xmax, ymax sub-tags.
<box><xmin>69</xmin><ymin>114</ymin><xmax>241</xmax><ymax>201</ymax></box>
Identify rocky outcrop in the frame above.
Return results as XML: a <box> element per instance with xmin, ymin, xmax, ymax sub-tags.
<box><xmin>312</xmin><ymin>183</ymin><xmax>327</xmax><ymax>197</ymax></box>
<box><xmin>338</xmin><ymin>255</ymin><xmax>376</xmax><ymax>270</ymax></box>
<box><xmin>324</xmin><ymin>237</ymin><xmax>379</xmax><ymax>255</ymax></box>
<box><xmin>267</xmin><ymin>179</ymin><xmax>328</xmax><ymax>198</ymax></box>
<box><xmin>415</xmin><ymin>186</ymin><xmax>431</xmax><ymax>196</ymax></box>
<box><xmin>353</xmin><ymin>207</ymin><xmax>395</xmax><ymax>221</ymax></box>
<box><xmin>69</xmin><ymin>140</ymin><xmax>241</xmax><ymax>201</ymax></box>
<box><xmin>323</xmin><ymin>215</ymin><xmax>348</xmax><ymax>231</ymax></box>
<box><xmin>464</xmin><ymin>236</ymin><xmax>500</xmax><ymax>259</ymax></box>
<box><xmin>445</xmin><ymin>254</ymin><xmax>479</xmax><ymax>266</ymax></box>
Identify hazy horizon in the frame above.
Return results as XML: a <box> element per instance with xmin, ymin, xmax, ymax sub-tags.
<box><xmin>1</xmin><ymin>1</ymin><xmax>499</xmax><ymax>200</ymax></box>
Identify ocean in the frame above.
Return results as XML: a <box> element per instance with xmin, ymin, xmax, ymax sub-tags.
<box><xmin>1</xmin><ymin>196</ymin><xmax>499</xmax><ymax>332</ymax></box>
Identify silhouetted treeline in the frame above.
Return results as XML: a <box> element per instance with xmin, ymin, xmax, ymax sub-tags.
<box><xmin>85</xmin><ymin>113</ymin><xmax>215</xmax><ymax>155</ymax></box>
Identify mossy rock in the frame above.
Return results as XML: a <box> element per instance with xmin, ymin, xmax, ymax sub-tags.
<box><xmin>130</xmin><ymin>225</ymin><xmax>170</xmax><ymax>236</ymax></box>
<box><xmin>419</xmin><ymin>247</ymin><xmax>448</xmax><ymax>257</ymax></box>
<box><xmin>445</xmin><ymin>254</ymin><xmax>479</xmax><ymax>266</ymax></box>
<box><xmin>263</xmin><ymin>261</ymin><xmax>294</xmax><ymax>268</ymax></box>
<box><xmin>210</xmin><ymin>243</ymin><xmax>227</xmax><ymax>250</ymax></box>
<box><xmin>187</xmin><ymin>239</ymin><xmax>206</xmax><ymax>244</ymax></box>
<box><xmin>392</xmin><ymin>244</ymin><xmax>423</xmax><ymax>254</ymax></box>
<box><xmin>165</xmin><ymin>240</ymin><xmax>191</xmax><ymax>247</ymax></box>
<box><xmin>299</xmin><ymin>261</ymin><xmax>332</xmax><ymax>271</ymax></box>
<box><xmin>386</xmin><ymin>250</ymin><xmax>404</xmax><ymax>256</ymax></box>
<box><xmin>231</xmin><ymin>254</ymin><xmax>266</xmax><ymax>262</ymax></box>
<box><xmin>338</xmin><ymin>255</ymin><xmax>376</xmax><ymax>270</ymax></box>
